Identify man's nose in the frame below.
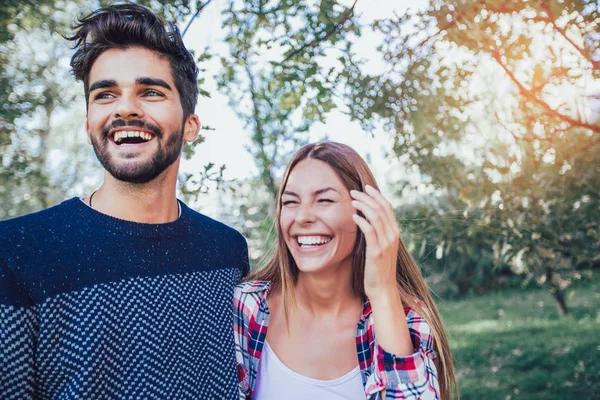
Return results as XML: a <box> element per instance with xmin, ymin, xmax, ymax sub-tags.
<box><xmin>113</xmin><ymin>93</ymin><xmax>144</xmax><ymax>119</ymax></box>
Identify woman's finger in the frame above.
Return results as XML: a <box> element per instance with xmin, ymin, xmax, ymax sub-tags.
<box><xmin>352</xmin><ymin>214</ymin><xmax>381</xmax><ymax>256</ymax></box>
<box><xmin>351</xmin><ymin>199</ymin><xmax>389</xmax><ymax>248</ymax></box>
<box><xmin>351</xmin><ymin>188</ymin><xmax>398</xmax><ymax>244</ymax></box>
<box><xmin>365</xmin><ymin>185</ymin><xmax>397</xmax><ymax>224</ymax></box>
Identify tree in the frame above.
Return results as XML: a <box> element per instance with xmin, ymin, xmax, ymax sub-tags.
<box><xmin>348</xmin><ymin>0</ymin><xmax>599</xmax><ymax>313</ymax></box>
<box><xmin>0</xmin><ymin>1</ymin><xmax>85</xmax><ymax>218</ymax></box>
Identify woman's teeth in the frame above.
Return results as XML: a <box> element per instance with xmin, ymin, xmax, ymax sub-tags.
<box><xmin>297</xmin><ymin>235</ymin><xmax>332</xmax><ymax>247</ymax></box>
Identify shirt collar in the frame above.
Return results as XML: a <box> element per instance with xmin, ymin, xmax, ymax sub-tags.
<box><xmin>239</xmin><ymin>280</ymin><xmax>271</xmax><ymax>294</ymax></box>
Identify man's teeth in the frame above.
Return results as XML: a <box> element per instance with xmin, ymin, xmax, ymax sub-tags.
<box><xmin>114</xmin><ymin>131</ymin><xmax>153</xmax><ymax>143</ymax></box>
<box><xmin>297</xmin><ymin>236</ymin><xmax>332</xmax><ymax>246</ymax></box>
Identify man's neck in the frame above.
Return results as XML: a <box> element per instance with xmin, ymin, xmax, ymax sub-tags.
<box><xmin>85</xmin><ymin>174</ymin><xmax>180</xmax><ymax>224</ymax></box>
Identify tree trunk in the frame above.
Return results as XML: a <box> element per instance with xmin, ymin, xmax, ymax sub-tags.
<box><xmin>546</xmin><ymin>267</ymin><xmax>568</xmax><ymax>316</ymax></box>
<box><xmin>551</xmin><ymin>289</ymin><xmax>568</xmax><ymax>316</ymax></box>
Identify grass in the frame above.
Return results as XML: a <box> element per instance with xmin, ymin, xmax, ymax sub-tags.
<box><xmin>437</xmin><ymin>275</ymin><xmax>600</xmax><ymax>400</ymax></box>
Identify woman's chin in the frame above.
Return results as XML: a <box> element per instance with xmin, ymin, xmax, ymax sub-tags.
<box><xmin>295</xmin><ymin>262</ymin><xmax>327</xmax><ymax>274</ymax></box>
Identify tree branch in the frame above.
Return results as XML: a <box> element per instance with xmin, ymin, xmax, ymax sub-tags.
<box><xmin>182</xmin><ymin>0</ymin><xmax>213</xmax><ymax>37</ymax></box>
<box><xmin>242</xmin><ymin>54</ymin><xmax>278</xmax><ymax>200</ymax></box>
<box><xmin>493</xmin><ymin>112</ymin><xmax>536</xmax><ymax>144</ymax></box>
<box><xmin>491</xmin><ymin>47</ymin><xmax>600</xmax><ymax>134</ymax></box>
<box><xmin>539</xmin><ymin>2</ymin><xmax>598</xmax><ymax>68</ymax></box>
<box><xmin>280</xmin><ymin>0</ymin><xmax>359</xmax><ymax>63</ymax></box>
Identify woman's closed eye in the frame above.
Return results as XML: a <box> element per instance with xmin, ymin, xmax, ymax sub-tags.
<box><xmin>282</xmin><ymin>198</ymin><xmax>334</xmax><ymax>206</ymax></box>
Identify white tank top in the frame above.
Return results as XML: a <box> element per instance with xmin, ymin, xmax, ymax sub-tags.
<box><xmin>254</xmin><ymin>341</ymin><xmax>366</xmax><ymax>400</ymax></box>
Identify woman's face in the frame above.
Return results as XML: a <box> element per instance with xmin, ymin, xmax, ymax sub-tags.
<box><xmin>280</xmin><ymin>158</ymin><xmax>358</xmax><ymax>275</ymax></box>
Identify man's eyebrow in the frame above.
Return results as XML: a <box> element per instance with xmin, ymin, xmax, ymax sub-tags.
<box><xmin>136</xmin><ymin>77</ymin><xmax>172</xmax><ymax>91</ymax></box>
<box><xmin>89</xmin><ymin>79</ymin><xmax>117</xmax><ymax>92</ymax></box>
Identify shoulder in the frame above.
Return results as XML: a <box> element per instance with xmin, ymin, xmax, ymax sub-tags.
<box><xmin>183</xmin><ymin>202</ymin><xmax>247</xmax><ymax>247</ymax></box>
<box><xmin>181</xmin><ymin>202</ymin><xmax>250</xmax><ymax>275</ymax></box>
<box><xmin>0</xmin><ymin>199</ymin><xmax>77</xmax><ymax>251</ymax></box>
<box><xmin>233</xmin><ymin>280</ymin><xmax>270</xmax><ymax>311</ymax></box>
<box><xmin>234</xmin><ymin>280</ymin><xmax>270</xmax><ymax>299</ymax></box>
<box><xmin>0</xmin><ymin>198</ymin><xmax>74</xmax><ymax>228</ymax></box>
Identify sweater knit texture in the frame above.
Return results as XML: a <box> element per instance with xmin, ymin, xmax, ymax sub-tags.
<box><xmin>0</xmin><ymin>198</ymin><xmax>249</xmax><ymax>399</ymax></box>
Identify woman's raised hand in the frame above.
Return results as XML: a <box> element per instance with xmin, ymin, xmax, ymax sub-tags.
<box><xmin>351</xmin><ymin>185</ymin><xmax>415</xmax><ymax>357</ymax></box>
<box><xmin>350</xmin><ymin>185</ymin><xmax>400</xmax><ymax>301</ymax></box>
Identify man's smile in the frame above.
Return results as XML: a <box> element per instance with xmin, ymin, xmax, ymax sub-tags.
<box><xmin>112</xmin><ymin>130</ymin><xmax>154</xmax><ymax>145</ymax></box>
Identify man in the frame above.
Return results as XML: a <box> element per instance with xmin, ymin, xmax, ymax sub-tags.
<box><xmin>0</xmin><ymin>4</ymin><xmax>248</xmax><ymax>399</ymax></box>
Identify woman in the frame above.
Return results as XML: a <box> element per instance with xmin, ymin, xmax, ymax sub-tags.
<box><xmin>234</xmin><ymin>142</ymin><xmax>456</xmax><ymax>399</ymax></box>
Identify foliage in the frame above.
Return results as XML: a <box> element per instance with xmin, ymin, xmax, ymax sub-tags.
<box><xmin>398</xmin><ymin>200</ymin><xmax>513</xmax><ymax>298</ymax></box>
<box><xmin>349</xmin><ymin>0</ymin><xmax>600</xmax><ymax>313</ymax></box>
<box><xmin>217</xmin><ymin>177</ymin><xmax>277</xmax><ymax>268</ymax></box>
<box><xmin>0</xmin><ymin>1</ymin><xmax>83</xmax><ymax>218</ymax></box>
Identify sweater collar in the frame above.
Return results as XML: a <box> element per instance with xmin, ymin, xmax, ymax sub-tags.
<box><xmin>67</xmin><ymin>197</ymin><xmax>191</xmax><ymax>239</ymax></box>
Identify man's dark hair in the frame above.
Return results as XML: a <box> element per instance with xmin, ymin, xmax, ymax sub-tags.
<box><xmin>67</xmin><ymin>3</ymin><xmax>198</xmax><ymax>118</ymax></box>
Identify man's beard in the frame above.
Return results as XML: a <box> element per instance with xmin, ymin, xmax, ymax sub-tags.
<box><xmin>90</xmin><ymin>119</ymin><xmax>184</xmax><ymax>184</ymax></box>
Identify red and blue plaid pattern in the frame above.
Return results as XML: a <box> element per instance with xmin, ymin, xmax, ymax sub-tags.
<box><xmin>233</xmin><ymin>281</ymin><xmax>440</xmax><ymax>400</ymax></box>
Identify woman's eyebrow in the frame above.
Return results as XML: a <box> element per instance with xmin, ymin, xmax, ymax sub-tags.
<box><xmin>282</xmin><ymin>187</ymin><xmax>339</xmax><ymax>197</ymax></box>
<box><xmin>314</xmin><ymin>187</ymin><xmax>338</xmax><ymax>196</ymax></box>
<box><xmin>282</xmin><ymin>190</ymin><xmax>299</xmax><ymax>198</ymax></box>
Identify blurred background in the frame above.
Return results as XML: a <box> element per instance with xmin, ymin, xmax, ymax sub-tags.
<box><xmin>1</xmin><ymin>0</ymin><xmax>598</xmax><ymax>398</ymax></box>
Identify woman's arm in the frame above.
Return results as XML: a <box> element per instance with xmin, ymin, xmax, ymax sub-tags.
<box><xmin>351</xmin><ymin>186</ymin><xmax>440</xmax><ymax>399</ymax></box>
<box><xmin>351</xmin><ymin>184</ymin><xmax>413</xmax><ymax>356</ymax></box>
<box><xmin>369</xmin><ymin>289</ymin><xmax>414</xmax><ymax>356</ymax></box>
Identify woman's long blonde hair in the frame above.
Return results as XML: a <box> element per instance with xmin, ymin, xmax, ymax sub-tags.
<box><xmin>244</xmin><ymin>141</ymin><xmax>457</xmax><ymax>399</ymax></box>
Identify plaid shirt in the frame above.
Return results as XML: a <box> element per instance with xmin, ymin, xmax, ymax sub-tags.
<box><xmin>233</xmin><ymin>281</ymin><xmax>440</xmax><ymax>399</ymax></box>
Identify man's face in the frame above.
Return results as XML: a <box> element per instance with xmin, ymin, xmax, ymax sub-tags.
<box><xmin>86</xmin><ymin>46</ymin><xmax>198</xmax><ymax>184</ymax></box>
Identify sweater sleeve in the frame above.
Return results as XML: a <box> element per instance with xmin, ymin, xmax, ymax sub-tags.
<box><xmin>0</xmin><ymin>258</ymin><xmax>38</xmax><ymax>399</ymax></box>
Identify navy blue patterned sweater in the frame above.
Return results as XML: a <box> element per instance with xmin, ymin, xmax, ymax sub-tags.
<box><xmin>0</xmin><ymin>198</ymin><xmax>249</xmax><ymax>399</ymax></box>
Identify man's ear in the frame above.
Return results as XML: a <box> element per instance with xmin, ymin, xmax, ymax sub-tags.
<box><xmin>85</xmin><ymin>120</ymin><xmax>92</xmax><ymax>145</ymax></box>
<box><xmin>183</xmin><ymin>114</ymin><xmax>201</xmax><ymax>143</ymax></box>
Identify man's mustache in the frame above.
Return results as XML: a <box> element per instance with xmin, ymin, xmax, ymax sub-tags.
<box><xmin>100</xmin><ymin>119</ymin><xmax>162</xmax><ymax>138</ymax></box>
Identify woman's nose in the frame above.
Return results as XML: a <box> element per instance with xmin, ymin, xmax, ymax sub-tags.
<box><xmin>294</xmin><ymin>203</ymin><xmax>316</xmax><ymax>224</ymax></box>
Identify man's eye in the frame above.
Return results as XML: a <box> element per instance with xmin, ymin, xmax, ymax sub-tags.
<box><xmin>94</xmin><ymin>92</ymin><xmax>114</xmax><ymax>100</ymax></box>
<box><xmin>144</xmin><ymin>89</ymin><xmax>164</xmax><ymax>97</ymax></box>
